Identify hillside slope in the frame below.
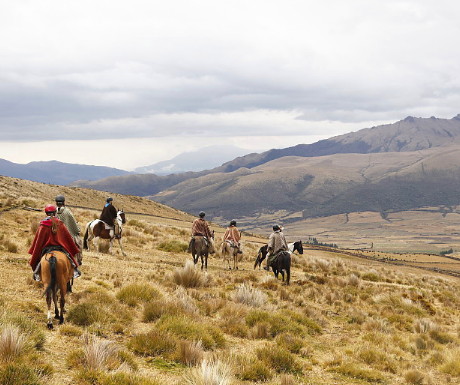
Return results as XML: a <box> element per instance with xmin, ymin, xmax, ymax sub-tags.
<box><xmin>153</xmin><ymin>144</ymin><xmax>460</xmax><ymax>222</ymax></box>
<box><xmin>1</xmin><ymin>176</ymin><xmax>460</xmax><ymax>385</ymax></box>
<box><xmin>73</xmin><ymin>115</ymin><xmax>460</xmax><ymax>222</ymax></box>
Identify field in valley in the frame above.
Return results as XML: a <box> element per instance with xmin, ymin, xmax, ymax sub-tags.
<box><xmin>1</xmin><ymin>176</ymin><xmax>460</xmax><ymax>384</ymax></box>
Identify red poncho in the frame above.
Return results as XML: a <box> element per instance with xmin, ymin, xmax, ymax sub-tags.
<box><xmin>28</xmin><ymin>217</ymin><xmax>80</xmax><ymax>270</ymax></box>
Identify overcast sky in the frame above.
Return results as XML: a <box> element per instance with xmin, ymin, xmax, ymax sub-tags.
<box><xmin>1</xmin><ymin>0</ymin><xmax>459</xmax><ymax>170</ymax></box>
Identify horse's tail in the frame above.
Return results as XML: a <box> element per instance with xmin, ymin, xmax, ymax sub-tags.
<box><xmin>254</xmin><ymin>250</ymin><xmax>261</xmax><ymax>269</ymax></box>
<box><xmin>83</xmin><ymin>222</ymin><xmax>91</xmax><ymax>250</ymax></box>
<box><xmin>43</xmin><ymin>254</ymin><xmax>57</xmax><ymax>297</ymax></box>
<box><xmin>283</xmin><ymin>252</ymin><xmax>291</xmax><ymax>285</ymax></box>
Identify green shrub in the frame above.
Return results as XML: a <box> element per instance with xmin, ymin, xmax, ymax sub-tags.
<box><xmin>429</xmin><ymin>330</ymin><xmax>454</xmax><ymax>344</ymax></box>
<box><xmin>329</xmin><ymin>362</ymin><xmax>385</xmax><ymax>383</ymax></box>
<box><xmin>157</xmin><ymin>315</ymin><xmax>225</xmax><ymax>350</ymax></box>
<box><xmin>67</xmin><ymin>303</ymin><xmax>112</xmax><ymax>326</ymax></box>
<box><xmin>239</xmin><ymin>359</ymin><xmax>273</xmax><ymax>381</ymax></box>
<box><xmin>0</xmin><ymin>363</ymin><xmax>43</xmax><ymax>385</ymax></box>
<box><xmin>128</xmin><ymin>330</ymin><xmax>177</xmax><ymax>357</ymax></box>
<box><xmin>143</xmin><ymin>300</ymin><xmax>184</xmax><ymax>322</ymax></box>
<box><xmin>276</xmin><ymin>332</ymin><xmax>305</xmax><ymax>354</ymax></box>
<box><xmin>116</xmin><ymin>283</ymin><xmax>161</xmax><ymax>307</ymax></box>
<box><xmin>157</xmin><ymin>240</ymin><xmax>188</xmax><ymax>253</ymax></box>
<box><xmin>256</xmin><ymin>345</ymin><xmax>302</xmax><ymax>374</ymax></box>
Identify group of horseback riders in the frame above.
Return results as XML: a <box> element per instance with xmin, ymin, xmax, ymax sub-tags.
<box><xmin>28</xmin><ymin>196</ymin><xmax>121</xmax><ymax>281</ymax></box>
<box><xmin>188</xmin><ymin>211</ymin><xmax>286</xmax><ymax>270</ymax></box>
<box><xmin>28</xmin><ymin>194</ymin><xmax>288</xmax><ymax>280</ymax></box>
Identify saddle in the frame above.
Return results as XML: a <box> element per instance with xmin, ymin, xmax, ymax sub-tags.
<box><xmin>269</xmin><ymin>250</ymin><xmax>289</xmax><ymax>266</ymax></box>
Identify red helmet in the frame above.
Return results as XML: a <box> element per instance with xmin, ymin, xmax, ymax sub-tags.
<box><xmin>44</xmin><ymin>204</ymin><xmax>57</xmax><ymax>213</ymax></box>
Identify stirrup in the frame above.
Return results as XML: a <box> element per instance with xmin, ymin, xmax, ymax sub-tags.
<box><xmin>73</xmin><ymin>269</ymin><xmax>81</xmax><ymax>279</ymax></box>
<box><xmin>33</xmin><ymin>273</ymin><xmax>41</xmax><ymax>282</ymax></box>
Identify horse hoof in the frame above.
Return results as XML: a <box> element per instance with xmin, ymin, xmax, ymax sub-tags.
<box><xmin>47</xmin><ymin>323</ymin><xmax>53</xmax><ymax>330</ymax></box>
<box><xmin>59</xmin><ymin>318</ymin><xmax>64</xmax><ymax>325</ymax></box>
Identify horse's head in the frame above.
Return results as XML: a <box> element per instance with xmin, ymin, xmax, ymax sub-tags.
<box><xmin>296</xmin><ymin>240</ymin><xmax>304</xmax><ymax>254</ymax></box>
<box><xmin>118</xmin><ymin>210</ymin><xmax>126</xmax><ymax>224</ymax></box>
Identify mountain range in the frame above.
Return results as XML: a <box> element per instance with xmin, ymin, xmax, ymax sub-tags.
<box><xmin>4</xmin><ymin>114</ymin><xmax>460</xmax><ymax>227</ymax></box>
<box><xmin>72</xmin><ymin>114</ymin><xmax>460</xmax><ymax>225</ymax></box>
<box><xmin>0</xmin><ymin>159</ymin><xmax>130</xmax><ymax>185</ymax></box>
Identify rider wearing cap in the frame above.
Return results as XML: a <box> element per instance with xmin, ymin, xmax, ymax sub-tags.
<box><xmin>55</xmin><ymin>195</ymin><xmax>82</xmax><ymax>261</ymax></box>
<box><xmin>28</xmin><ymin>204</ymin><xmax>81</xmax><ymax>281</ymax></box>
<box><xmin>223</xmin><ymin>219</ymin><xmax>242</xmax><ymax>254</ymax></box>
<box><xmin>264</xmin><ymin>224</ymin><xmax>288</xmax><ymax>271</ymax></box>
<box><xmin>99</xmin><ymin>197</ymin><xmax>120</xmax><ymax>239</ymax></box>
<box><xmin>188</xmin><ymin>211</ymin><xmax>214</xmax><ymax>253</ymax></box>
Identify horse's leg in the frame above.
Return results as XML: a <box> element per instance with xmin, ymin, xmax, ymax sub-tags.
<box><xmin>109</xmin><ymin>238</ymin><xmax>114</xmax><ymax>254</ymax></box>
<box><xmin>53</xmin><ymin>289</ymin><xmax>59</xmax><ymax>320</ymax></box>
<box><xmin>118</xmin><ymin>238</ymin><xmax>126</xmax><ymax>256</ymax></box>
<box><xmin>286</xmin><ymin>267</ymin><xmax>290</xmax><ymax>285</ymax></box>
<box><xmin>200</xmin><ymin>254</ymin><xmax>204</xmax><ymax>270</ymax></box>
<box><xmin>205</xmin><ymin>253</ymin><xmax>208</xmax><ymax>270</ymax></box>
<box><xmin>59</xmin><ymin>284</ymin><xmax>66</xmax><ymax>324</ymax></box>
<box><xmin>46</xmin><ymin>291</ymin><xmax>54</xmax><ymax>329</ymax></box>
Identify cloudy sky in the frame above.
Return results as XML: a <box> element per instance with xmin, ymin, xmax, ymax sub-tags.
<box><xmin>1</xmin><ymin>0</ymin><xmax>459</xmax><ymax>170</ymax></box>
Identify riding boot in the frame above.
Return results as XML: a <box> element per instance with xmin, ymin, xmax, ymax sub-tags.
<box><xmin>73</xmin><ymin>268</ymin><xmax>81</xmax><ymax>279</ymax></box>
<box><xmin>33</xmin><ymin>264</ymin><xmax>41</xmax><ymax>281</ymax></box>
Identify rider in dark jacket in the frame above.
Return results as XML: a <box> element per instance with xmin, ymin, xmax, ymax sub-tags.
<box><xmin>100</xmin><ymin>197</ymin><xmax>120</xmax><ymax>238</ymax></box>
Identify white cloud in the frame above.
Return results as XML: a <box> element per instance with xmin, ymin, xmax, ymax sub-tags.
<box><xmin>0</xmin><ymin>0</ymin><xmax>460</xmax><ymax>168</ymax></box>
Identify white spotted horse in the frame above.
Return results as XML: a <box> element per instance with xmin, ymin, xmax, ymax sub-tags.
<box><xmin>83</xmin><ymin>210</ymin><xmax>126</xmax><ymax>256</ymax></box>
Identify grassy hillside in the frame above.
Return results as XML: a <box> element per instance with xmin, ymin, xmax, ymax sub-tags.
<box><xmin>1</xmin><ymin>176</ymin><xmax>460</xmax><ymax>384</ymax></box>
<box><xmin>153</xmin><ymin>145</ymin><xmax>460</xmax><ymax>223</ymax></box>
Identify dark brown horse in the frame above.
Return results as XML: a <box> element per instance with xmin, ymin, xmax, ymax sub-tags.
<box><xmin>83</xmin><ymin>210</ymin><xmax>126</xmax><ymax>256</ymax></box>
<box><xmin>40</xmin><ymin>250</ymin><xmax>73</xmax><ymax>329</ymax></box>
<box><xmin>191</xmin><ymin>232</ymin><xmax>215</xmax><ymax>270</ymax></box>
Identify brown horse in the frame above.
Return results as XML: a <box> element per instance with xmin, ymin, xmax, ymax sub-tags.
<box><xmin>221</xmin><ymin>240</ymin><xmax>241</xmax><ymax>270</ymax></box>
<box><xmin>191</xmin><ymin>233</ymin><xmax>215</xmax><ymax>270</ymax></box>
<box><xmin>83</xmin><ymin>210</ymin><xmax>126</xmax><ymax>256</ymax></box>
<box><xmin>40</xmin><ymin>250</ymin><xmax>73</xmax><ymax>329</ymax></box>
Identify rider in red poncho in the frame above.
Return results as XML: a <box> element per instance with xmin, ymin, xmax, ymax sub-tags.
<box><xmin>28</xmin><ymin>204</ymin><xmax>81</xmax><ymax>281</ymax></box>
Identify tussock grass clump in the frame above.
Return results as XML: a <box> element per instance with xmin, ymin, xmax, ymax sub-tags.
<box><xmin>440</xmin><ymin>349</ymin><xmax>460</xmax><ymax>376</ymax></box>
<box><xmin>75</xmin><ymin>370</ymin><xmax>161</xmax><ymax>385</ymax></box>
<box><xmin>0</xmin><ymin>313</ymin><xmax>45</xmax><ymax>351</ymax></box>
<box><xmin>157</xmin><ymin>315</ymin><xmax>225</xmax><ymax>350</ymax></box>
<box><xmin>143</xmin><ymin>299</ymin><xmax>184</xmax><ymax>322</ymax></box>
<box><xmin>116</xmin><ymin>283</ymin><xmax>161</xmax><ymax>307</ymax></box>
<box><xmin>219</xmin><ymin>305</ymin><xmax>250</xmax><ymax>338</ymax></box>
<box><xmin>404</xmin><ymin>370</ymin><xmax>426</xmax><ymax>384</ymax></box>
<box><xmin>67</xmin><ymin>334</ymin><xmax>135</xmax><ymax>373</ymax></box>
<box><xmin>128</xmin><ymin>329</ymin><xmax>178</xmax><ymax>357</ymax></box>
<box><xmin>174</xmin><ymin>340</ymin><xmax>204</xmax><ymax>367</ymax></box>
<box><xmin>328</xmin><ymin>362</ymin><xmax>386</xmax><ymax>383</ymax></box>
<box><xmin>256</xmin><ymin>344</ymin><xmax>302</xmax><ymax>374</ymax></box>
<box><xmin>0</xmin><ymin>238</ymin><xmax>19</xmax><ymax>253</ymax></box>
<box><xmin>157</xmin><ymin>240</ymin><xmax>188</xmax><ymax>253</ymax></box>
<box><xmin>357</xmin><ymin>347</ymin><xmax>397</xmax><ymax>373</ymax></box>
<box><xmin>429</xmin><ymin>329</ymin><xmax>454</xmax><ymax>344</ymax></box>
<box><xmin>276</xmin><ymin>332</ymin><xmax>305</xmax><ymax>354</ymax></box>
<box><xmin>0</xmin><ymin>325</ymin><xmax>27</xmax><ymax>363</ymax></box>
<box><xmin>414</xmin><ymin>318</ymin><xmax>437</xmax><ymax>334</ymax></box>
<box><xmin>173</xmin><ymin>261</ymin><xmax>205</xmax><ymax>288</ymax></box>
<box><xmin>236</xmin><ymin>356</ymin><xmax>273</xmax><ymax>382</ymax></box>
<box><xmin>232</xmin><ymin>283</ymin><xmax>267</xmax><ymax>307</ymax></box>
<box><xmin>245</xmin><ymin>309</ymin><xmax>321</xmax><ymax>339</ymax></box>
<box><xmin>184</xmin><ymin>359</ymin><xmax>233</xmax><ymax>385</ymax></box>
<box><xmin>59</xmin><ymin>324</ymin><xmax>83</xmax><ymax>337</ymax></box>
<box><xmin>67</xmin><ymin>302</ymin><xmax>112</xmax><ymax>326</ymax></box>
<box><xmin>0</xmin><ymin>363</ymin><xmax>43</xmax><ymax>385</ymax></box>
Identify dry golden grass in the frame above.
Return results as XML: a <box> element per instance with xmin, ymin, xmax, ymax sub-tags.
<box><xmin>1</xmin><ymin>176</ymin><xmax>460</xmax><ymax>384</ymax></box>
